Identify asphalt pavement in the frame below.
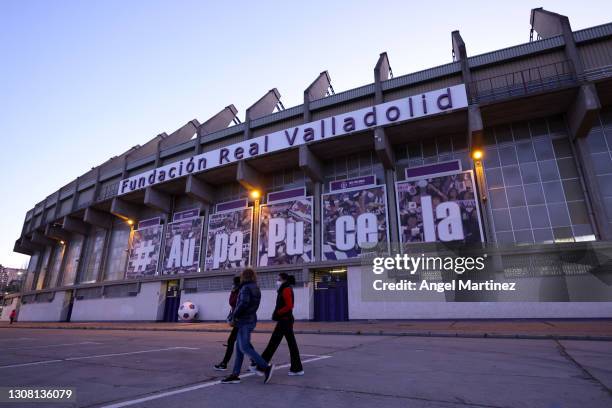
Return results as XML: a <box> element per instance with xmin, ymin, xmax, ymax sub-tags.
<box><xmin>0</xmin><ymin>327</ymin><xmax>611</xmax><ymax>408</ymax></box>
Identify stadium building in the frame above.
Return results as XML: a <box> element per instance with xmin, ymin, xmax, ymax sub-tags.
<box><xmin>5</xmin><ymin>8</ymin><xmax>612</xmax><ymax>322</ymax></box>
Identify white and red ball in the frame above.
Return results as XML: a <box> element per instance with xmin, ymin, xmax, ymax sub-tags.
<box><xmin>178</xmin><ymin>301</ymin><xmax>199</xmax><ymax>321</ymax></box>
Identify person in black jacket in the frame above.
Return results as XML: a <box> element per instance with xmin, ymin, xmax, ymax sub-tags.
<box><xmin>214</xmin><ymin>276</ymin><xmax>241</xmax><ymax>371</ymax></box>
<box><xmin>257</xmin><ymin>273</ymin><xmax>304</xmax><ymax>375</ymax></box>
<box><xmin>221</xmin><ymin>268</ymin><xmax>274</xmax><ymax>384</ymax></box>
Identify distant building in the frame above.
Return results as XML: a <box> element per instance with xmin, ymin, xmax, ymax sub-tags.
<box><xmin>0</xmin><ymin>265</ymin><xmax>25</xmax><ymax>292</ymax></box>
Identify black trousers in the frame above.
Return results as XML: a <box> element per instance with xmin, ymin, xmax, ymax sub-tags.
<box><xmin>221</xmin><ymin>326</ymin><xmax>238</xmax><ymax>364</ymax></box>
<box><xmin>261</xmin><ymin>320</ymin><xmax>303</xmax><ymax>372</ymax></box>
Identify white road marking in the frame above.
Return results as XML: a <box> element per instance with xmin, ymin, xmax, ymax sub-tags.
<box><xmin>0</xmin><ymin>346</ymin><xmax>199</xmax><ymax>369</ymax></box>
<box><xmin>0</xmin><ymin>337</ymin><xmax>36</xmax><ymax>342</ymax></box>
<box><xmin>64</xmin><ymin>346</ymin><xmax>199</xmax><ymax>361</ymax></box>
<box><xmin>5</xmin><ymin>341</ymin><xmax>102</xmax><ymax>350</ymax></box>
<box><xmin>0</xmin><ymin>360</ymin><xmax>63</xmax><ymax>369</ymax></box>
<box><xmin>100</xmin><ymin>355</ymin><xmax>332</xmax><ymax>408</ymax></box>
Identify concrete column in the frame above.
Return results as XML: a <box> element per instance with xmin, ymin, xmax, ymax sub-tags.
<box><xmin>299</xmin><ymin>145</ymin><xmax>324</xmax><ymax>262</ymax></box>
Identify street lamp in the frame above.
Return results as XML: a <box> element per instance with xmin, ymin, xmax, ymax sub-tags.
<box><xmin>472</xmin><ymin>149</ymin><xmax>483</xmax><ymax>161</ymax></box>
<box><xmin>249</xmin><ymin>190</ymin><xmax>261</xmax><ymax>200</ymax></box>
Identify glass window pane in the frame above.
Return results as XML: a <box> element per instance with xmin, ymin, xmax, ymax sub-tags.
<box><xmin>506</xmin><ymin>186</ymin><xmax>526</xmax><ymax>207</ymax></box>
<box><xmin>492</xmin><ymin>209</ymin><xmax>512</xmax><ymax>231</ymax></box>
<box><xmin>81</xmin><ymin>228</ymin><xmax>106</xmax><ymax>283</ymax></box>
<box><xmin>548</xmin><ymin>203</ymin><xmax>571</xmax><ymax>227</ymax></box>
<box><xmin>104</xmin><ymin>223</ymin><xmax>131</xmax><ymax>281</ymax></box>
<box><xmin>553</xmin><ymin>227</ymin><xmax>574</xmax><ymax>242</ymax></box>
<box><xmin>597</xmin><ymin>174</ymin><xmax>612</xmax><ymax>197</ymax></box>
<box><xmin>496</xmin><ymin>231</ymin><xmax>515</xmax><ymax>244</ymax></box>
<box><xmin>520</xmin><ymin>162</ymin><xmax>540</xmax><ymax>184</ymax></box>
<box><xmin>552</xmin><ymin>138</ymin><xmax>572</xmax><ymax>158</ymax></box>
<box><xmin>562</xmin><ymin>179</ymin><xmax>584</xmax><ymax>202</ymax></box>
<box><xmin>502</xmin><ymin>166</ymin><xmax>522</xmax><ymax>186</ymax></box>
<box><xmin>499</xmin><ymin>146</ymin><xmax>518</xmax><ymax>166</ymax></box>
<box><xmin>62</xmin><ymin>235</ymin><xmax>84</xmax><ymax>286</ymax></box>
<box><xmin>514</xmin><ymin>229</ymin><xmax>534</xmax><ymax>244</ymax></box>
<box><xmin>484</xmin><ymin>147</ymin><xmax>500</xmax><ymax>168</ymax></box>
<box><xmin>452</xmin><ymin>134</ymin><xmax>468</xmax><ymax>150</ymax></box>
<box><xmin>573</xmin><ymin>224</ymin><xmax>596</xmax><ymax>242</ymax></box>
<box><xmin>516</xmin><ymin>142</ymin><xmax>536</xmax><ymax>163</ymax></box>
<box><xmin>524</xmin><ymin>183</ymin><xmax>546</xmax><ymax>205</ymax></box>
<box><xmin>533</xmin><ymin>228</ymin><xmax>554</xmax><ymax>243</ymax></box>
<box><xmin>542</xmin><ymin>181</ymin><xmax>565</xmax><ymax>203</ymax></box>
<box><xmin>530</xmin><ymin>119</ymin><xmax>548</xmax><ymax>138</ymax></box>
<box><xmin>489</xmin><ymin>188</ymin><xmax>508</xmax><ymax>209</ymax></box>
<box><xmin>495</xmin><ymin>125</ymin><xmax>513</xmax><ymax>143</ymax></box>
<box><xmin>528</xmin><ymin>205</ymin><xmax>551</xmax><ymax>228</ymax></box>
<box><xmin>587</xmin><ymin>129</ymin><xmax>608</xmax><ymax>153</ymax></box>
<box><xmin>485</xmin><ymin>168</ymin><xmax>504</xmax><ymax>189</ymax></box>
<box><xmin>538</xmin><ymin>160</ymin><xmax>560</xmax><ymax>182</ymax></box>
<box><xmin>408</xmin><ymin>142</ymin><xmax>421</xmax><ymax>159</ymax></box>
<box><xmin>533</xmin><ymin>138</ymin><xmax>555</xmax><ymax>160</ymax></box>
<box><xmin>557</xmin><ymin>158</ymin><xmax>579</xmax><ymax>179</ymax></box>
<box><xmin>592</xmin><ymin>152</ymin><xmax>612</xmax><ymax>175</ymax></box>
<box><xmin>45</xmin><ymin>244</ymin><xmax>65</xmax><ymax>288</ymax></box>
<box><xmin>513</xmin><ymin>122</ymin><xmax>530</xmax><ymax>140</ymax></box>
<box><xmin>510</xmin><ymin>207</ymin><xmax>530</xmax><ymax>230</ymax></box>
<box><xmin>568</xmin><ymin>200</ymin><xmax>590</xmax><ymax>225</ymax></box>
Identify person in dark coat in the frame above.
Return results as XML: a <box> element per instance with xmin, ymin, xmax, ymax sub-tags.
<box><xmin>214</xmin><ymin>276</ymin><xmax>241</xmax><ymax>370</ymax></box>
<box><xmin>221</xmin><ymin>268</ymin><xmax>274</xmax><ymax>384</ymax></box>
<box><xmin>257</xmin><ymin>273</ymin><xmax>304</xmax><ymax>375</ymax></box>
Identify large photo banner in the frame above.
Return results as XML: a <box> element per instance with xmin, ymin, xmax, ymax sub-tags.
<box><xmin>162</xmin><ymin>217</ymin><xmax>204</xmax><ymax>275</ymax></box>
<box><xmin>396</xmin><ymin>170</ymin><xmax>484</xmax><ymax>250</ymax></box>
<box><xmin>258</xmin><ymin>197</ymin><xmax>313</xmax><ymax>266</ymax></box>
<box><xmin>204</xmin><ymin>207</ymin><xmax>253</xmax><ymax>271</ymax></box>
<box><xmin>322</xmin><ymin>185</ymin><xmax>389</xmax><ymax>260</ymax></box>
<box><xmin>126</xmin><ymin>224</ymin><xmax>163</xmax><ymax>278</ymax></box>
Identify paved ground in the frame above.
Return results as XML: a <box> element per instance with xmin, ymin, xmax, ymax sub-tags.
<box><xmin>3</xmin><ymin>319</ymin><xmax>612</xmax><ymax>340</ymax></box>
<box><xmin>0</xmin><ymin>327</ymin><xmax>611</xmax><ymax>408</ymax></box>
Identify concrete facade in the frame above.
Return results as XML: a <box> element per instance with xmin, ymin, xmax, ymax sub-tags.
<box><xmin>10</xmin><ymin>8</ymin><xmax>612</xmax><ymax>322</ymax></box>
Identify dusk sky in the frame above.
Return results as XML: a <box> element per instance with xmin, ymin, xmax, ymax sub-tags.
<box><xmin>0</xmin><ymin>0</ymin><xmax>609</xmax><ymax>268</ymax></box>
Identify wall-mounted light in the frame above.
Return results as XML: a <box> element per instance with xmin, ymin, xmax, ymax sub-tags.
<box><xmin>59</xmin><ymin>240</ymin><xmax>65</xmax><ymax>245</ymax></box>
<box><xmin>472</xmin><ymin>149</ymin><xmax>483</xmax><ymax>161</ymax></box>
<box><xmin>127</xmin><ymin>219</ymin><xmax>134</xmax><ymax>226</ymax></box>
<box><xmin>250</xmin><ymin>190</ymin><xmax>261</xmax><ymax>200</ymax></box>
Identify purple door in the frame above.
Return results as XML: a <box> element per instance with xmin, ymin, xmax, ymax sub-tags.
<box><xmin>314</xmin><ymin>271</ymin><xmax>348</xmax><ymax>321</ymax></box>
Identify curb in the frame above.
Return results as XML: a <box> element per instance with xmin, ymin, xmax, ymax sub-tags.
<box><xmin>2</xmin><ymin>325</ymin><xmax>611</xmax><ymax>341</ymax></box>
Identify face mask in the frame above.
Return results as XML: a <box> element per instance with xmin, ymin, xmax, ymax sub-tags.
<box><xmin>275</xmin><ymin>280</ymin><xmax>283</xmax><ymax>288</ymax></box>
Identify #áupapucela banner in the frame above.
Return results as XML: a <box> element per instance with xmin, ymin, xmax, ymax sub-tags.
<box><xmin>126</xmin><ymin>225</ymin><xmax>163</xmax><ymax>278</ymax></box>
<box><xmin>162</xmin><ymin>217</ymin><xmax>204</xmax><ymax>275</ymax></box>
<box><xmin>258</xmin><ymin>198</ymin><xmax>313</xmax><ymax>266</ymax></box>
<box><xmin>396</xmin><ymin>170</ymin><xmax>484</xmax><ymax>250</ymax></box>
<box><xmin>204</xmin><ymin>207</ymin><xmax>253</xmax><ymax>271</ymax></box>
<box><xmin>322</xmin><ymin>185</ymin><xmax>389</xmax><ymax>260</ymax></box>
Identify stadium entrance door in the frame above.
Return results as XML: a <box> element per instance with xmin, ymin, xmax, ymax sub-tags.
<box><xmin>313</xmin><ymin>269</ymin><xmax>349</xmax><ymax>321</ymax></box>
<box><xmin>162</xmin><ymin>280</ymin><xmax>181</xmax><ymax>322</ymax></box>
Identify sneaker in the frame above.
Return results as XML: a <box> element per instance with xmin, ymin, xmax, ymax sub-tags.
<box><xmin>249</xmin><ymin>363</ymin><xmax>259</xmax><ymax>374</ymax></box>
<box><xmin>288</xmin><ymin>370</ymin><xmax>304</xmax><ymax>376</ymax></box>
<box><xmin>264</xmin><ymin>364</ymin><xmax>274</xmax><ymax>384</ymax></box>
<box><xmin>213</xmin><ymin>363</ymin><xmax>227</xmax><ymax>371</ymax></box>
<box><xmin>220</xmin><ymin>374</ymin><xmax>241</xmax><ymax>384</ymax></box>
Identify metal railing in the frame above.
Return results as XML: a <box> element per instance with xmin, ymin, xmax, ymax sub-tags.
<box><xmin>468</xmin><ymin>60</ymin><xmax>577</xmax><ymax>104</ymax></box>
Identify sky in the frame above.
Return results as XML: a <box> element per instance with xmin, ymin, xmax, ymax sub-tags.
<box><xmin>0</xmin><ymin>0</ymin><xmax>609</xmax><ymax>268</ymax></box>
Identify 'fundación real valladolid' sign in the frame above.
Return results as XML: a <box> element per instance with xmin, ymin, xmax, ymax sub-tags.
<box><xmin>118</xmin><ymin>84</ymin><xmax>468</xmax><ymax>196</ymax></box>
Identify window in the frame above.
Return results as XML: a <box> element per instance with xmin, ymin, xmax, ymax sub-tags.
<box><xmin>104</xmin><ymin>221</ymin><xmax>132</xmax><ymax>281</ymax></box>
<box><xmin>588</xmin><ymin>107</ymin><xmax>612</xmax><ymax>235</ymax></box>
<box><xmin>484</xmin><ymin>116</ymin><xmax>594</xmax><ymax>244</ymax></box>
<box><xmin>45</xmin><ymin>244</ymin><xmax>65</xmax><ymax>288</ymax></box>
<box><xmin>79</xmin><ymin>228</ymin><xmax>107</xmax><ymax>283</ymax></box>
<box><xmin>62</xmin><ymin>235</ymin><xmax>84</xmax><ymax>286</ymax></box>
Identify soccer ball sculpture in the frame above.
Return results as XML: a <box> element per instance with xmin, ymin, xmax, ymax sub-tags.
<box><xmin>178</xmin><ymin>301</ymin><xmax>199</xmax><ymax>321</ymax></box>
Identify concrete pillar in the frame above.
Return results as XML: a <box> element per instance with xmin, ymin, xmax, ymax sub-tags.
<box><xmin>237</xmin><ymin>161</ymin><xmax>264</xmax><ymax>192</ymax></box>
<box><xmin>299</xmin><ymin>145</ymin><xmax>324</xmax><ymax>262</ymax></box>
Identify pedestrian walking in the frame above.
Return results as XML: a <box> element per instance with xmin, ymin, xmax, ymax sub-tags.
<box><xmin>9</xmin><ymin>309</ymin><xmax>16</xmax><ymax>325</ymax></box>
<box><xmin>221</xmin><ymin>268</ymin><xmax>274</xmax><ymax>384</ymax></box>
<box><xmin>253</xmin><ymin>273</ymin><xmax>304</xmax><ymax>376</ymax></box>
<box><xmin>214</xmin><ymin>276</ymin><xmax>241</xmax><ymax>371</ymax></box>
